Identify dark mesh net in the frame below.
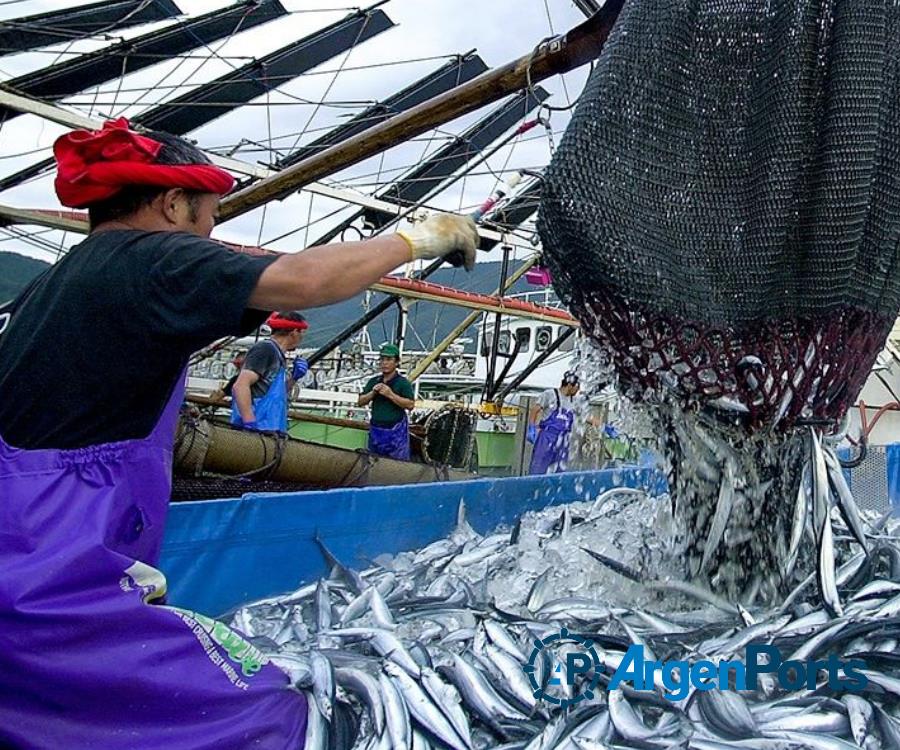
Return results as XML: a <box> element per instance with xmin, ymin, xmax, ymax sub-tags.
<box><xmin>538</xmin><ymin>1</ymin><xmax>900</xmax><ymax>599</ymax></box>
<box><xmin>539</xmin><ymin>0</ymin><xmax>900</xmax><ymax>431</ymax></box>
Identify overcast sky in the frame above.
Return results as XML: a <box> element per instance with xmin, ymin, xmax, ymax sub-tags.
<box><xmin>0</xmin><ymin>0</ymin><xmax>592</xmax><ymax>266</ymax></box>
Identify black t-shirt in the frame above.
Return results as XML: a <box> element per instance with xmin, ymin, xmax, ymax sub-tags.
<box><xmin>242</xmin><ymin>339</ymin><xmax>286</xmax><ymax>399</ymax></box>
<box><xmin>0</xmin><ymin>230</ymin><xmax>278</xmax><ymax>450</ymax></box>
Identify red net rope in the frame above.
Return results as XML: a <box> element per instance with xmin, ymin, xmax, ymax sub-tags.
<box><xmin>576</xmin><ymin>293</ymin><xmax>891</xmax><ymax>432</ymax></box>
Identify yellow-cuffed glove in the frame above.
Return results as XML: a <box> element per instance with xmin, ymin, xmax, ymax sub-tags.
<box><xmin>397</xmin><ymin>213</ymin><xmax>480</xmax><ymax>271</ymax></box>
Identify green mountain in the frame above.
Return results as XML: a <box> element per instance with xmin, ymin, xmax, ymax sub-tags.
<box><xmin>0</xmin><ymin>252</ymin><xmax>49</xmax><ymax>303</ymax></box>
<box><xmin>0</xmin><ymin>251</ymin><xmax>545</xmax><ymax>351</ymax></box>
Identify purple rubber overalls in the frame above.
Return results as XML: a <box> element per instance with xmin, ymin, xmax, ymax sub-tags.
<box><xmin>0</xmin><ymin>371</ymin><xmax>307</xmax><ymax>748</ymax></box>
<box><xmin>367</xmin><ymin>414</ymin><xmax>411</xmax><ymax>460</ymax></box>
<box><xmin>529</xmin><ymin>390</ymin><xmax>575</xmax><ymax>475</ymax></box>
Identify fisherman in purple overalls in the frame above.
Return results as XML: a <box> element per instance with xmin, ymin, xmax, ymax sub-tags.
<box><xmin>0</xmin><ymin>119</ymin><xmax>478</xmax><ymax>749</ymax></box>
<box><xmin>358</xmin><ymin>344</ymin><xmax>415</xmax><ymax>460</ymax></box>
<box><xmin>528</xmin><ymin>371</ymin><xmax>581</xmax><ymax>475</ymax></box>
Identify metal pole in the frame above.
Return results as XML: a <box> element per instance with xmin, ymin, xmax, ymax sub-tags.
<box><xmin>495</xmin><ymin>327</ymin><xmax>576</xmax><ymax>403</ymax></box>
<box><xmin>306</xmin><ymin>258</ymin><xmax>444</xmax><ymax>366</ymax></box>
<box><xmin>407</xmin><ymin>257</ymin><xmax>536</xmax><ymax>381</ymax></box>
<box><xmin>513</xmin><ymin>395</ymin><xmax>535</xmax><ymax>476</ymax></box>
<box><xmin>485</xmin><ymin>245</ymin><xmax>512</xmax><ymax>398</ymax></box>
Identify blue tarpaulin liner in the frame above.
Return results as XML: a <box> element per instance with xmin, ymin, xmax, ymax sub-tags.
<box><xmin>159</xmin><ymin>468</ymin><xmax>665</xmax><ymax>616</ymax></box>
<box><xmin>887</xmin><ymin>443</ymin><xmax>900</xmax><ymax>510</ymax></box>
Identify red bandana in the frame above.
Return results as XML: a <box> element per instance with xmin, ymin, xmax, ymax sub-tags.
<box><xmin>53</xmin><ymin>118</ymin><xmax>235</xmax><ymax>208</ymax></box>
<box><xmin>266</xmin><ymin>313</ymin><xmax>308</xmax><ymax>331</ymax></box>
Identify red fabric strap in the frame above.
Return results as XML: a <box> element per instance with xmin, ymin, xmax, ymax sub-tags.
<box><xmin>53</xmin><ymin>118</ymin><xmax>235</xmax><ymax>208</ymax></box>
<box><xmin>266</xmin><ymin>313</ymin><xmax>308</xmax><ymax>331</ymax></box>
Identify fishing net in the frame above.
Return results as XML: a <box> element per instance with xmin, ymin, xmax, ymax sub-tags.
<box><xmin>421</xmin><ymin>405</ymin><xmax>478</xmax><ymax>469</ymax></box>
<box><xmin>538</xmin><ymin>0</ymin><xmax>900</xmax><ymax>599</ymax></box>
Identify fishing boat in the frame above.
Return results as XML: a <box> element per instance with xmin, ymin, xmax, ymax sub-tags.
<box><xmin>6</xmin><ymin>4</ymin><xmax>900</xmax><ymax>749</ymax></box>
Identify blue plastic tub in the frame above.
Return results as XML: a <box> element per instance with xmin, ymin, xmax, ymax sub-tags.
<box><xmin>159</xmin><ymin>467</ymin><xmax>666</xmax><ymax>615</ymax></box>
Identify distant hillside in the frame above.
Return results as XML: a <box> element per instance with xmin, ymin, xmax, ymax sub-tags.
<box><xmin>0</xmin><ymin>252</ymin><xmax>49</xmax><ymax>303</ymax></box>
<box><xmin>0</xmin><ymin>251</ymin><xmax>545</xmax><ymax>352</ymax></box>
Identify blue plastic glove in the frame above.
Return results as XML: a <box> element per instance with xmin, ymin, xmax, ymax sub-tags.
<box><xmin>241</xmin><ymin>420</ymin><xmax>259</xmax><ymax>431</ymax></box>
<box><xmin>526</xmin><ymin>424</ymin><xmax>538</xmax><ymax>444</ymax></box>
<box><xmin>604</xmin><ymin>424</ymin><xmax>620</xmax><ymax>439</ymax></box>
<box><xmin>291</xmin><ymin>358</ymin><xmax>309</xmax><ymax>381</ymax></box>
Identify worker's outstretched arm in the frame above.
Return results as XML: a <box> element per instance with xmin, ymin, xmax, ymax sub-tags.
<box><xmin>247</xmin><ymin>214</ymin><xmax>478</xmax><ymax>311</ymax></box>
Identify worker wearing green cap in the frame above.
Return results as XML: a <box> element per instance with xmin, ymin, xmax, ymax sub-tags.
<box><xmin>358</xmin><ymin>343</ymin><xmax>415</xmax><ymax>459</ymax></box>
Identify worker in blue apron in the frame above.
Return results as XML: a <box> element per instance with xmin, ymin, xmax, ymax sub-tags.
<box><xmin>358</xmin><ymin>343</ymin><xmax>415</xmax><ymax>459</ymax></box>
<box><xmin>230</xmin><ymin>311</ymin><xmax>309</xmax><ymax>432</ymax></box>
<box><xmin>528</xmin><ymin>371</ymin><xmax>580</xmax><ymax>474</ymax></box>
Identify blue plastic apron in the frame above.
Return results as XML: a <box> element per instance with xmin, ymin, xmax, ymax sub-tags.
<box><xmin>529</xmin><ymin>390</ymin><xmax>575</xmax><ymax>475</ymax></box>
<box><xmin>231</xmin><ymin>340</ymin><xmax>289</xmax><ymax>432</ymax></box>
<box><xmin>368</xmin><ymin>415</ymin><xmax>411</xmax><ymax>460</ymax></box>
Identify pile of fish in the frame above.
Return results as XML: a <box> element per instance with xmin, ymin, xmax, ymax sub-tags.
<box><xmin>228</xmin><ymin>489</ymin><xmax>900</xmax><ymax>750</ymax></box>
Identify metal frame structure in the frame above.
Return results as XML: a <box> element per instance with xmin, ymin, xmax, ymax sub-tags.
<box><xmin>135</xmin><ymin>8</ymin><xmax>394</xmax><ymax>134</ymax></box>
<box><xmin>0</xmin><ymin>0</ymin><xmax>181</xmax><ymax>56</ymax></box>
<box><xmin>217</xmin><ymin>3</ymin><xmax>626</xmax><ymax>220</ymax></box>
<box><xmin>0</xmin><ymin>0</ymin><xmax>287</xmax><ymax>124</ymax></box>
<box><xmin>307</xmin><ymin>88</ymin><xmax>547</xmax><ymax>247</ymax></box>
<box><xmin>274</xmin><ymin>52</ymin><xmax>489</xmax><ymax>170</ymax></box>
<box><xmin>572</xmin><ymin>0</ymin><xmax>604</xmax><ymax>19</ymax></box>
<box><xmin>0</xmin><ymin>7</ymin><xmax>393</xmax><ymax>194</ymax></box>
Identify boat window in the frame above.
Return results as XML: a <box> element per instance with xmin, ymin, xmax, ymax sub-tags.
<box><xmin>483</xmin><ymin>331</ymin><xmax>513</xmax><ymax>355</ymax></box>
<box><xmin>558</xmin><ymin>330</ymin><xmax>575</xmax><ymax>351</ymax></box>
<box><xmin>536</xmin><ymin>326</ymin><xmax>553</xmax><ymax>351</ymax></box>
<box><xmin>515</xmin><ymin>328</ymin><xmax>531</xmax><ymax>353</ymax></box>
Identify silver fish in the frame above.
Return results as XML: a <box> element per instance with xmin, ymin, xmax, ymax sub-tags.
<box><xmin>308</xmin><ymin>650</ymin><xmax>334</xmax><ymax>723</ymax></box>
<box><xmin>607</xmin><ymin>690</ymin><xmax>667</xmax><ymax>746</ymax></box>
<box><xmin>334</xmin><ymin>666</ymin><xmax>385</xmax><ymax>736</ymax></box>
<box><xmin>841</xmin><ymin>694</ymin><xmax>872</xmax><ymax>746</ymax></box>
<box><xmin>420</xmin><ymin>668</ymin><xmax>473</xmax><ymax>750</ymax></box>
<box><xmin>379</xmin><ymin>669</ymin><xmax>411</xmax><ymax>750</ymax></box>
<box><xmin>383</xmin><ymin>661</ymin><xmax>470</xmax><ymax>750</ymax></box>
<box><xmin>484</xmin><ymin>619</ymin><xmax>527</xmax><ymax>662</ymax></box>
<box><xmin>784</xmin><ymin>463</ymin><xmax>810</xmax><ymax>580</ymax></box>
<box><xmin>444</xmin><ymin>653</ymin><xmax>525</xmax><ymax>724</ymax></box>
<box><xmin>701</xmin><ymin>461</ymin><xmax>736</xmax><ymax>574</ymax></box>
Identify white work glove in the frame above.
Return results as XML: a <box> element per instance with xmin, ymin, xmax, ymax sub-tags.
<box><xmin>397</xmin><ymin>213</ymin><xmax>480</xmax><ymax>271</ymax></box>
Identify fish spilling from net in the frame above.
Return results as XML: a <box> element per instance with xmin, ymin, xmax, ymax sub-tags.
<box><xmin>536</xmin><ymin>0</ymin><xmax>900</xmax><ymax>598</ymax></box>
<box><xmin>226</xmin><ymin>493</ymin><xmax>900</xmax><ymax>749</ymax></box>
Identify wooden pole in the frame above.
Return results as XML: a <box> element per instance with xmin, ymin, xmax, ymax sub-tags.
<box><xmin>218</xmin><ymin>4</ymin><xmax>624</xmax><ymax>221</ymax></box>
